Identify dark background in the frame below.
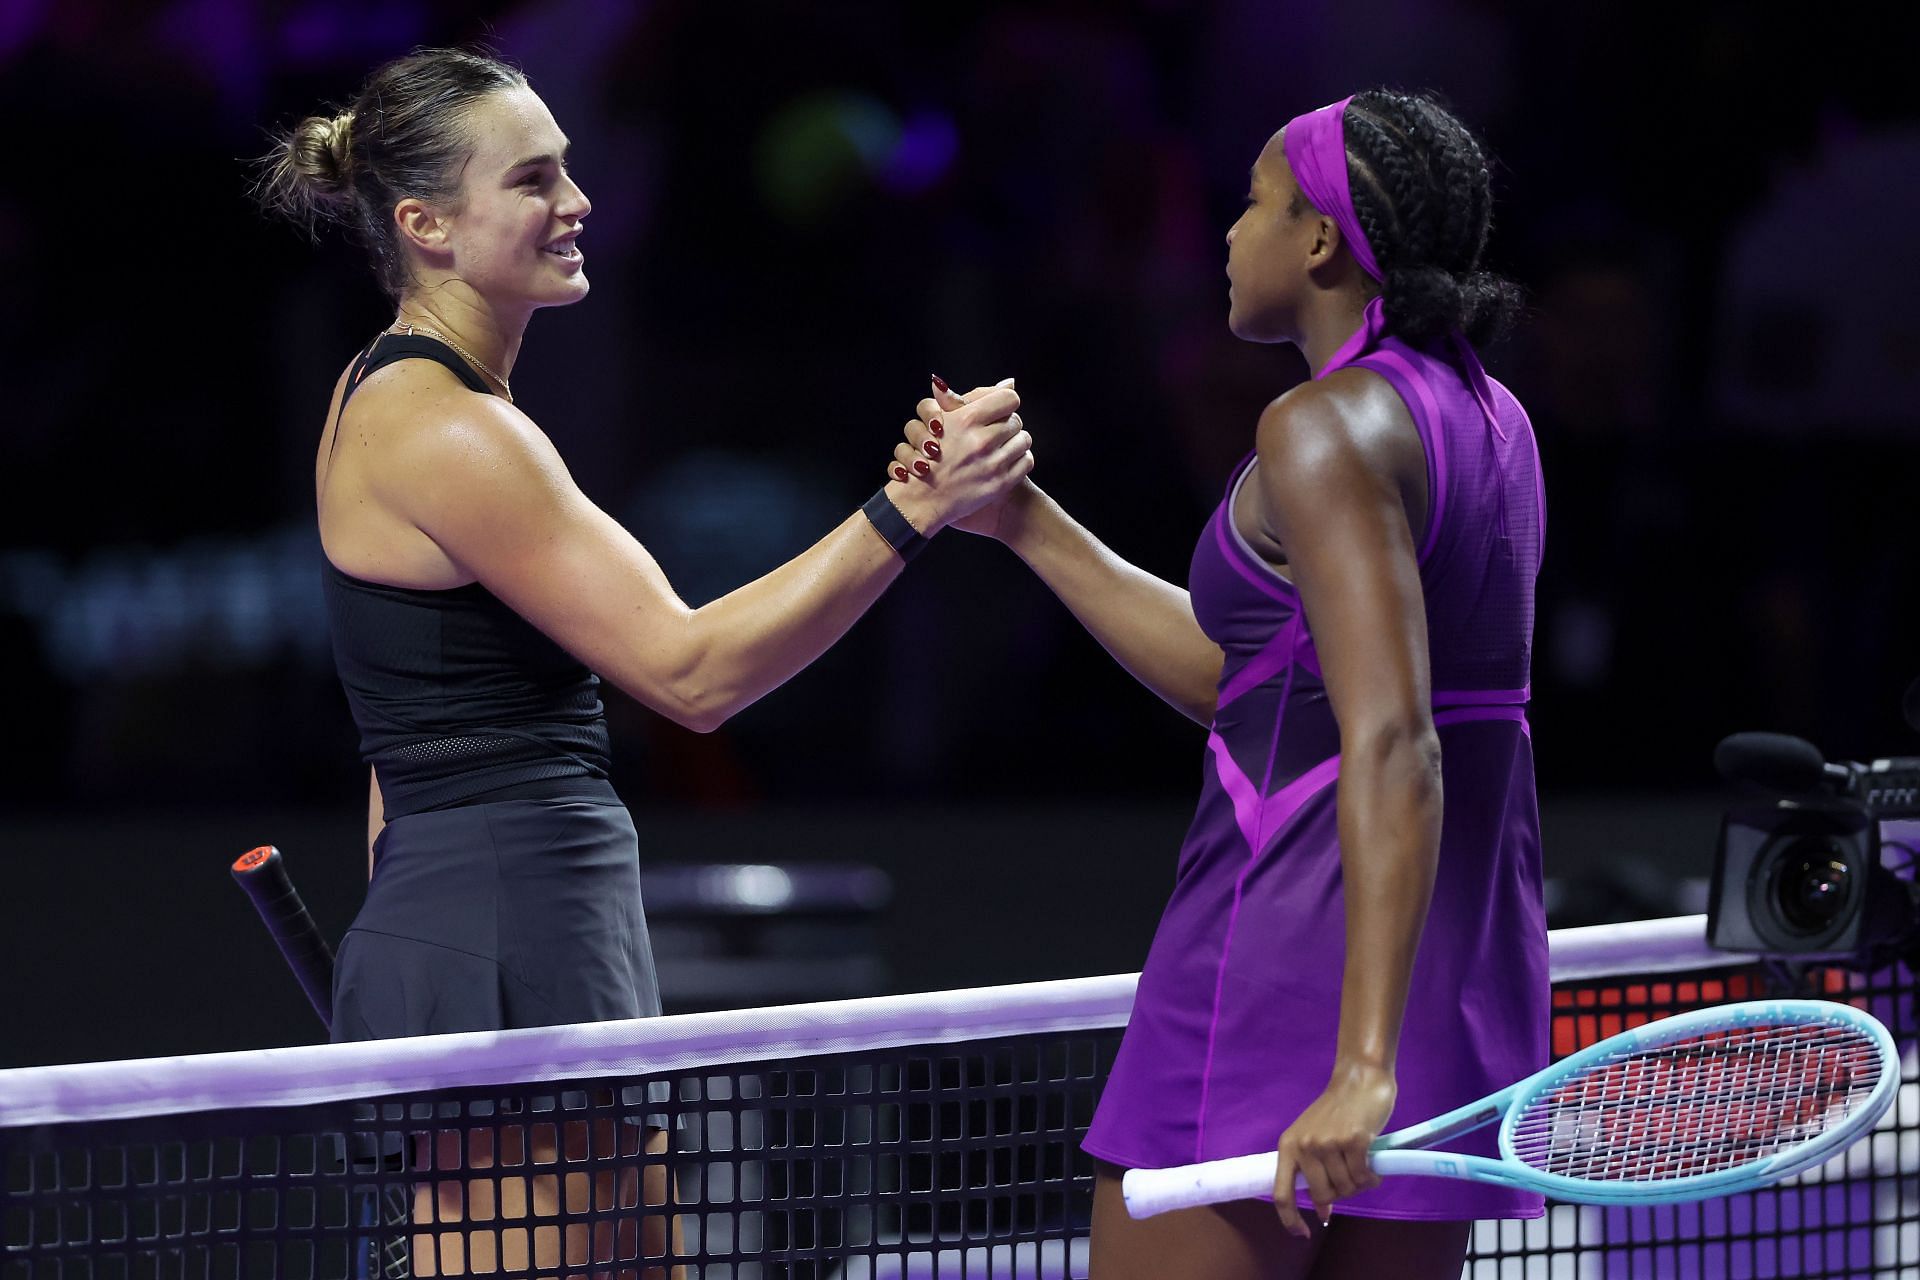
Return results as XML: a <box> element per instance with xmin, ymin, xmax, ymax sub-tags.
<box><xmin>2</xmin><ymin>0</ymin><xmax>1916</xmax><ymax>1067</ymax></box>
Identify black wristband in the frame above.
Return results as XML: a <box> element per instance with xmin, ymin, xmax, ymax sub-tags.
<box><xmin>862</xmin><ymin>488</ymin><xmax>931</xmax><ymax>562</ymax></box>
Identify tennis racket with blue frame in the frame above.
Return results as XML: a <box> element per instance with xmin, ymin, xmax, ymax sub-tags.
<box><xmin>1123</xmin><ymin>998</ymin><xmax>1899</xmax><ymax>1217</ymax></box>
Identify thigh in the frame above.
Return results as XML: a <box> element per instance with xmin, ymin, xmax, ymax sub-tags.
<box><xmin>1309</xmin><ymin>1215</ymin><xmax>1471</xmax><ymax>1280</ymax></box>
<box><xmin>1090</xmin><ymin>1161</ymin><xmax>1323</xmax><ymax>1280</ymax></box>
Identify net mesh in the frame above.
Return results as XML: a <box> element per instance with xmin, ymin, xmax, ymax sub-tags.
<box><xmin>4</xmin><ymin>943</ymin><xmax>1916</xmax><ymax>1279</ymax></box>
<box><xmin>3</xmin><ymin>1034</ymin><xmax>1111</xmax><ymax>1280</ymax></box>
<box><xmin>1507</xmin><ymin>1019</ymin><xmax>1886</xmax><ymax>1183</ymax></box>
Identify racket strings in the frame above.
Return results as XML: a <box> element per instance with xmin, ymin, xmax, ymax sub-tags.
<box><xmin>1508</xmin><ymin>1022</ymin><xmax>1884</xmax><ymax>1182</ymax></box>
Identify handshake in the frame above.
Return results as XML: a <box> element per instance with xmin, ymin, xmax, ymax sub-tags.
<box><xmin>879</xmin><ymin>375</ymin><xmax>1034</xmax><ymax>542</ymax></box>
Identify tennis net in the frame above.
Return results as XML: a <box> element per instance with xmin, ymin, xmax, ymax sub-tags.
<box><xmin>2</xmin><ymin>915</ymin><xmax>1912</xmax><ymax>1279</ymax></box>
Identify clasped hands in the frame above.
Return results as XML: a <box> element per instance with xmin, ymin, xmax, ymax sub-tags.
<box><xmin>882</xmin><ymin>376</ymin><xmax>1033</xmax><ymax>539</ymax></box>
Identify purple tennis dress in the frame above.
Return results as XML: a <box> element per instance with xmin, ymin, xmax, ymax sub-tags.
<box><xmin>1082</xmin><ymin>313</ymin><xmax>1550</xmax><ymax>1222</ymax></box>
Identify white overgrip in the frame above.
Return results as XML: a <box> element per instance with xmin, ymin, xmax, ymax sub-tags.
<box><xmin>1122</xmin><ymin>1152</ymin><xmax>1278</xmax><ymax>1218</ymax></box>
<box><xmin>1122</xmin><ymin>1145</ymin><xmax>1532</xmax><ymax>1218</ymax></box>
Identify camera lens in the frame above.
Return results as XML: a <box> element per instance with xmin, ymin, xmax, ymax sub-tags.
<box><xmin>1771</xmin><ymin>843</ymin><xmax>1853</xmax><ymax>935</ymax></box>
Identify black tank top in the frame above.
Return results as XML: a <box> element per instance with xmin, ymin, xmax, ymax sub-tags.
<box><xmin>321</xmin><ymin>334</ymin><xmax>614</xmax><ymax>818</ymax></box>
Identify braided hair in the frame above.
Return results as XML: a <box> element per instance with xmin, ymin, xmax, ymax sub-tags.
<box><xmin>252</xmin><ymin>48</ymin><xmax>527</xmax><ymax>300</ymax></box>
<box><xmin>1303</xmin><ymin>90</ymin><xmax>1523</xmax><ymax>349</ymax></box>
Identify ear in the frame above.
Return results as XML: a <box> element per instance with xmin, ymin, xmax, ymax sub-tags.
<box><xmin>392</xmin><ymin>197</ymin><xmax>452</xmax><ymax>257</ymax></box>
<box><xmin>1307</xmin><ymin>214</ymin><xmax>1341</xmax><ymax>269</ymax></box>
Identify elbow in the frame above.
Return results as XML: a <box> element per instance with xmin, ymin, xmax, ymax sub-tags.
<box><xmin>641</xmin><ymin>616</ymin><xmax>734</xmax><ymax>733</ymax></box>
<box><xmin>654</xmin><ymin>680</ymin><xmax>730</xmax><ymax>734</ymax></box>
<box><xmin>639</xmin><ymin>693</ymin><xmax>725</xmax><ymax>735</ymax></box>
<box><xmin>1345</xmin><ymin>716</ymin><xmax>1443</xmax><ymax>788</ymax></box>
<box><xmin>676</xmin><ymin>697</ymin><xmax>729</xmax><ymax>735</ymax></box>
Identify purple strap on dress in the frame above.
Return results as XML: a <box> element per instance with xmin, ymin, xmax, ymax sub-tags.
<box><xmin>1449</xmin><ymin>331</ymin><xmax>1506</xmax><ymax>441</ymax></box>
<box><xmin>1215</xmin><ymin>627</ymin><xmax>1300</xmax><ymax>710</ymax></box>
<box><xmin>1212</xmin><ymin>500</ymin><xmax>1296</xmax><ymax>606</ymax></box>
<box><xmin>1319</xmin><ymin>295</ymin><xmax>1388</xmax><ymax>377</ymax></box>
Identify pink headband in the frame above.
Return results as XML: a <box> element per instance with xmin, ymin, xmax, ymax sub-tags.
<box><xmin>1281</xmin><ymin>96</ymin><xmax>1383</xmax><ymax>283</ymax></box>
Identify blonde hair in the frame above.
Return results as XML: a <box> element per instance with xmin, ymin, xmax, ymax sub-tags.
<box><xmin>254</xmin><ymin>110</ymin><xmax>356</xmax><ymax>232</ymax></box>
<box><xmin>251</xmin><ymin>48</ymin><xmax>526</xmax><ymax>299</ymax></box>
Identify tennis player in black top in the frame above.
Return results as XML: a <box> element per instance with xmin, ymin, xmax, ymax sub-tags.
<box><xmin>255</xmin><ymin>47</ymin><xmax>1028</xmax><ymax>1276</ymax></box>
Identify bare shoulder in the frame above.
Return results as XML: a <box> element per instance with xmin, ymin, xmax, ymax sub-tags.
<box><xmin>1255</xmin><ymin>366</ymin><xmax>1419</xmax><ymax>479</ymax></box>
<box><xmin>356</xmin><ymin>368</ymin><xmax>576</xmax><ymax>520</ymax></box>
<box><xmin>318</xmin><ymin>358</ymin><xmax>586</xmax><ymax>588</ymax></box>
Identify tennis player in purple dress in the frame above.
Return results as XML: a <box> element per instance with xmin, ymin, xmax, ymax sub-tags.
<box><xmin>901</xmin><ymin>90</ymin><xmax>1545</xmax><ymax>1278</ymax></box>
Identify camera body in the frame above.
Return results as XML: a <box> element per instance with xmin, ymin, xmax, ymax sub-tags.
<box><xmin>1707</xmin><ymin>734</ymin><xmax>1920</xmax><ymax>964</ymax></box>
<box><xmin>1707</xmin><ymin>799</ymin><xmax>1885</xmax><ymax>959</ymax></box>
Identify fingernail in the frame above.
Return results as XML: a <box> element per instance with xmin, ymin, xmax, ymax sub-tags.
<box><xmin>928</xmin><ymin>418</ymin><xmax>944</xmax><ymax>438</ymax></box>
<box><xmin>893</xmin><ymin>466</ymin><xmax>910</xmax><ymax>482</ymax></box>
<box><xmin>913</xmin><ymin>460</ymin><xmax>931</xmax><ymax>476</ymax></box>
<box><xmin>931</xmin><ymin>374</ymin><xmax>951</xmax><ymax>394</ymax></box>
<box><xmin>923</xmin><ymin>441</ymin><xmax>941</xmax><ymax>460</ymax></box>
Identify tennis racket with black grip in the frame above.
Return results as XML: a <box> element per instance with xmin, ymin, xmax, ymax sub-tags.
<box><xmin>231</xmin><ymin>845</ymin><xmax>334</xmax><ymax>1032</ymax></box>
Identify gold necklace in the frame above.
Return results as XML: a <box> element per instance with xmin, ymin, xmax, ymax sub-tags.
<box><xmin>386</xmin><ymin>322</ymin><xmax>513</xmax><ymax>403</ymax></box>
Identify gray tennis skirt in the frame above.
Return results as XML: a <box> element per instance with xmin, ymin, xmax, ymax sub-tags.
<box><xmin>331</xmin><ymin>792</ymin><xmax>662</xmax><ymax>1043</ymax></box>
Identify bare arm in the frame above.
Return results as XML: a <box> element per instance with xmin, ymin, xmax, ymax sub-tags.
<box><xmin>1259</xmin><ymin>383</ymin><xmax>1439</xmax><ymax>1075</ymax></box>
<box><xmin>384</xmin><ymin>390</ymin><xmax>1030</xmax><ymax>733</ymax></box>
<box><xmin>985</xmin><ymin>482</ymin><xmax>1223</xmax><ymax>725</ymax></box>
<box><xmin>366</xmin><ymin>767</ymin><xmax>384</xmax><ymax>881</ymax></box>
<box><xmin>899</xmin><ymin>389</ymin><xmax>1221</xmax><ymax>725</ymax></box>
<box><xmin>1253</xmin><ymin>374</ymin><xmax>1439</xmax><ymax>1233</ymax></box>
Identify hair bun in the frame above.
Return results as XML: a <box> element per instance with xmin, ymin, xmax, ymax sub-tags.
<box><xmin>1381</xmin><ymin>264</ymin><xmax>1463</xmax><ymax>348</ymax></box>
<box><xmin>1456</xmin><ymin>269</ymin><xmax>1525</xmax><ymax>348</ymax></box>
<box><xmin>294</xmin><ymin>110</ymin><xmax>355</xmax><ymax>196</ymax></box>
<box><xmin>320</xmin><ymin>111</ymin><xmax>355</xmax><ymax>179</ymax></box>
<box><xmin>254</xmin><ymin>110</ymin><xmax>356</xmax><ymax>239</ymax></box>
<box><xmin>1380</xmin><ymin>264</ymin><xmax>1525</xmax><ymax>349</ymax></box>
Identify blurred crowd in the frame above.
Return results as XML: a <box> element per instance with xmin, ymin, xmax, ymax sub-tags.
<box><xmin>1</xmin><ymin>0</ymin><xmax>1915</xmax><ymax>813</ymax></box>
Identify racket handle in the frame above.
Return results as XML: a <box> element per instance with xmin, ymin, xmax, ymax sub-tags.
<box><xmin>1125</xmin><ymin>1148</ymin><xmax>1520</xmax><ymax>1217</ymax></box>
<box><xmin>1123</xmin><ymin>1152</ymin><xmax>1279</xmax><ymax>1218</ymax></box>
<box><xmin>232</xmin><ymin>845</ymin><xmax>335</xmax><ymax>1033</ymax></box>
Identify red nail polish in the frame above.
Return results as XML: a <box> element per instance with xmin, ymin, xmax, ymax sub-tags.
<box><xmin>913</xmin><ymin>460</ymin><xmax>931</xmax><ymax>476</ymax></box>
<box><xmin>931</xmin><ymin>373</ymin><xmax>951</xmax><ymax>394</ymax></box>
<box><xmin>924</xmin><ymin>441</ymin><xmax>941</xmax><ymax>460</ymax></box>
<box><xmin>928</xmin><ymin>418</ymin><xmax>944</xmax><ymax>438</ymax></box>
<box><xmin>893</xmin><ymin>466</ymin><xmax>910</xmax><ymax>482</ymax></box>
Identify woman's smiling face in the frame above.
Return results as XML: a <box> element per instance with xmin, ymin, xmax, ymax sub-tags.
<box><xmin>403</xmin><ymin>86</ymin><xmax>593</xmax><ymax>310</ymax></box>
